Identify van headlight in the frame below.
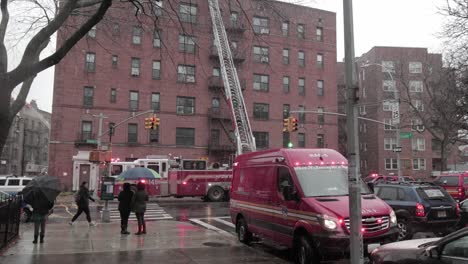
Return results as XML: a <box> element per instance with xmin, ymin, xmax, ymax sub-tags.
<box><xmin>323</xmin><ymin>219</ymin><xmax>337</xmax><ymax>230</ymax></box>
<box><xmin>390</xmin><ymin>210</ymin><xmax>397</xmax><ymax>226</ymax></box>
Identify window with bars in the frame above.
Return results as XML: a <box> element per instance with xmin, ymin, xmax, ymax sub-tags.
<box><xmin>298</xmin><ymin>51</ymin><xmax>305</xmax><ymax>67</ymax></box>
<box><xmin>297</xmin><ymin>24</ymin><xmax>305</xmax><ymax>39</ymax></box>
<box><xmin>299</xmin><ymin>78</ymin><xmax>305</xmax><ymax>96</ymax></box>
<box><xmin>83</xmin><ymin>87</ymin><xmax>94</xmax><ymax>107</ymax></box>
<box><xmin>253</xmin><ymin>103</ymin><xmax>269</xmax><ymax>120</ymax></box>
<box><xmin>176</xmin><ymin>96</ymin><xmax>195</xmax><ymax>115</ymax></box>
<box><xmin>253</xmin><ymin>46</ymin><xmax>269</xmax><ymax>63</ymax></box>
<box><xmin>283</xmin><ymin>76</ymin><xmax>290</xmax><ymax>93</ymax></box>
<box><xmin>131</xmin><ymin>57</ymin><xmax>140</xmax><ymax>76</ymax></box>
<box><xmin>151</xmin><ymin>93</ymin><xmax>160</xmax><ymax>112</ymax></box>
<box><xmin>282</xmin><ymin>21</ymin><xmax>289</xmax><ymax>37</ymax></box>
<box><xmin>177</xmin><ymin>65</ymin><xmax>196</xmax><ymax>83</ymax></box>
<box><xmin>85</xmin><ymin>52</ymin><xmax>95</xmax><ymax>72</ymax></box>
<box><xmin>132</xmin><ymin>26</ymin><xmax>142</xmax><ymax>44</ymax></box>
<box><xmin>283</xmin><ymin>49</ymin><xmax>290</xmax><ymax>64</ymax></box>
<box><xmin>317</xmin><ymin>80</ymin><xmax>324</xmax><ymax>96</ymax></box>
<box><xmin>129</xmin><ymin>91</ymin><xmax>139</xmax><ymax>111</ymax></box>
<box><xmin>128</xmin><ymin>123</ymin><xmax>138</xmax><ymax>143</ymax></box>
<box><xmin>283</xmin><ymin>104</ymin><xmax>290</xmax><ymax>119</ymax></box>
<box><xmin>153</xmin><ymin>30</ymin><xmax>162</xmax><ymax>48</ymax></box>
<box><xmin>152</xmin><ymin>61</ymin><xmax>161</xmax><ymax>79</ymax></box>
<box><xmin>110</xmin><ymin>88</ymin><xmax>116</xmax><ymax>103</ymax></box>
<box><xmin>385</xmin><ymin>158</ymin><xmax>398</xmax><ymax>170</ymax></box>
<box><xmin>253</xmin><ymin>132</ymin><xmax>269</xmax><ymax>149</ymax></box>
<box><xmin>176</xmin><ymin>128</ymin><xmax>195</xmax><ymax>146</ymax></box>
<box><xmin>253</xmin><ymin>17</ymin><xmax>269</xmax><ymax>34</ymax></box>
<box><xmin>317</xmin><ymin>53</ymin><xmax>324</xmax><ymax>69</ymax></box>
<box><xmin>180</xmin><ymin>3</ymin><xmax>197</xmax><ymax>23</ymax></box>
<box><xmin>253</xmin><ymin>74</ymin><xmax>269</xmax><ymax>91</ymax></box>
<box><xmin>179</xmin><ymin>35</ymin><xmax>196</xmax><ymax>53</ymax></box>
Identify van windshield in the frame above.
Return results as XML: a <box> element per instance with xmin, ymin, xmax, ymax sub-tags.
<box><xmin>294</xmin><ymin>166</ymin><xmax>371</xmax><ymax>197</ymax></box>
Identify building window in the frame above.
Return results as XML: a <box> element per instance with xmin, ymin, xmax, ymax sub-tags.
<box><xmin>317</xmin><ymin>80</ymin><xmax>324</xmax><ymax>96</ymax></box>
<box><xmin>153</xmin><ymin>30</ymin><xmax>162</xmax><ymax>48</ymax></box>
<box><xmin>151</xmin><ymin>93</ymin><xmax>160</xmax><ymax>112</ymax></box>
<box><xmin>176</xmin><ymin>128</ymin><xmax>195</xmax><ymax>146</ymax></box>
<box><xmin>298</xmin><ymin>51</ymin><xmax>305</xmax><ymax>67</ymax></box>
<box><xmin>282</xmin><ymin>21</ymin><xmax>289</xmax><ymax>37</ymax></box>
<box><xmin>360</xmin><ymin>123</ymin><xmax>368</xmax><ymax>133</ymax></box>
<box><xmin>413</xmin><ymin>158</ymin><xmax>426</xmax><ymax>170</ymax></box>
<box><xmin>230</xmin><ymin>12</ymin><xmax>239</xmax><ymax>26</ymax></box>
<box><xmin>411</xmin><ymin>119</ymin><xmax>425</xmax><ymax>131</ymax></box>
<box><xmin>253</xmin><ymin>16</ymin><xmax>269</xmax><ymax>34</ymax></box>
<box><xmin>152</xmin><ymin>0</ymin><xmax>163</xmax><ymax>16</ymax></box>
<box><xmin>298</xmin><ymin>105</ymin><xmax>305</xmax><ymax>123</ymax></box>
<box><xmin>401</xmin><ymin>159</ymin><xmax>411</xmax><ymax>170</ymax></box>
<box><xmin>88</xmin><ymin>26</ymin><xmax>96</xmax><ymax>38</ymax></box>
<box><xmin>318</xmin><ymin>107</ymin><xmax>324</xmax><ymax>126</ymax></box>
<box><xmin>253</xmin><ymin>46</ymin><xmax>269</xmax><ymax>63</ymax></box>
<box><xmin>411</xmin><ymin>99</ymin><xmax>424</xmax><ymax>111</ymax></box>
<box><xmin>112</xmin><ymin>55</ymin><xmax>118</xmax><ymax>67</ymax></box>
<box><xmin>409</xmin><ymin>80</ymin><xmax>423</xmax><ymax>92</ymax></box>
<box><xmin>359</xmin><ymin>105</ymin><xmax>367</xmax><ymax>115</ymax></box>
<box><xmin>131</xmin><ymin>57</ymin><xmax>140</xmax><ymax>76</ymax></box>
<box><xmin>383</xmin><ymin>100</ymin><xmax>395</xmax><ymax>111</ymax></box>
<box><xmin>85</xmin><ymin>52</ymin><xmax>96</xmax><ymax>72</ymax></box>
<box><xmin>385</xmin><ymin>158</ymin><xmax>398</xmax><ymax>170</ymax></box>
<box><xmin>81</xmin><ymin>121</ymin><xmax>92</xmax><ymax>140</ymax></box>
<box><xmin>210</xmin><ymin>129</ymin><xmax>220</xmax><ymax>146</ymax></box>
<box><xmin>152</xmin><ymin>61</ymin><xmax>161</xmax><ymax>79</ymax></box>
<box><xmin>179</xmin><ymin>35</ymin><xmax>196</xmax><ymax>53</ymax></box>
<box><xmin>317</xmin><ymin>53</ymin><xmax>324</xmax><ymax>69</ymax></box>
<box><xmin>317</xmin><ymin>134</ymin><xmax>324</xmax><ymax>148</ymax></box>
<box><xmin>177</xmin><ymin>65</ymin><xmax>196</xmax><ymax>83</ymax></box>
<box><xmin>110</xmin><ymin>88</ymin><xmax>117</xmax><ymax>103</ymax></box>
<box><xmin>383</xmin><ymin>80</ymin><xmax>396</xmax><ymax>91</ymax></box>
<box><xmin>128</xmin><ymin>124</ymin><xmax>138</xmax><ymax>143</ymax></box>
<box><xmin>384</xmin><ymin>138</ymin><xmax>397</xmax><ymax>150</ymax></box>
<box><xmin>384</xmin><ymin>119</ymin><xmax>395</xmax><ymax>130</ymax></box>
<box><xmin>212</xmin><ymin>67</ymin><xmax>220</xmax><ymax>77</ymax></box>
<box><xmin>283</xmin><ymin>104</ymin><xmax>290</xmax><ymax>119</ymax></box>
<box><xmin>283</xmin><ymin>132</ymin><xmax>290</xmax><ymax>147</ymax></box>
<box><xmin>112</xmin><ymin>23</ymin><xmax>120</xmax><ymax>35</ymax></box>
<box><xmin>412</xmin><ymin>138</ymin><xmax>426</xmax><ymax>151</ymax></box>
<box><xmin>283</xmin><ymin>76</ymin><xmax>290</xmax><ymax>93</ymax></box>
<box><xmin>297</xmin><ymin>24</ymin><xmax>305</xmax><ymax>39</ymax></box>
<box><xmin>299</xmin><ymin>78</ymin><xmax>305</xmax><ymax>96</ymax></box>
<box><xmin>129</xmin><ymin>91</ymin><xmax>139</xmax><ymax>111</ymax></box>
<box><xmin>381</xmin><ymin>61</ymin><xmax>395</xmax><ymax>73</ymax></box>
<box><xmin>83</xmin><ymin>86</ymin><xmax>94</xmax><ymax>107</ymax></box>
<box><xmin>253</xmin><ymin>103</ymin><xmax>269</xmax><ymax>120</ymax></box>
<box><xmin>409</xmin><ymin>62</ymin><xmax>422</xmax><ymax>73</ymax></box>
<box><xmin>253</xmin><ymin>74</ymin><xmax>269</xmax><ymax>91</ymax></box>
<box><xmin>298</xmin><ymin>133</ymin><xmax>306</xmax><ymax>148</ymax></box>
<box><xmin>283</xmin><ymin>48</ymin><xmax>290</xmax><ymax>65</ymax></box>
<box><xmin>316</xmin><ymin>27</ymin><xmax>323</xmax><ymax>41</ymax></box>
<box><xmin>180</xmin><ymin>3</ymin><xmax>197</xmax><ymax>23</ymax></box>
<box><xmin>149</xmin><ymin>127</ymin><xmax>159</xmax><ymax>143</ymax></box>
<box><xmin>253</xmin><ymin>132</ymin><xmax>269</xmax><ymax>149</ymax></box>
<box><xmin>132</xmin><ymin>26</ymin><xmax>142</xmax><ymax>45</ymax></box>
<box><xmin>176</xmin><ymin>96</ymin><xmax>195</xmax><ymax>115</ymax></box>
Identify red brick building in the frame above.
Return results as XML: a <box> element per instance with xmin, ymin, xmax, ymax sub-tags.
<box><xmin>49</xmin><ymin>0</ymin><xmax>338</xmax><ymax>190</ymax></box>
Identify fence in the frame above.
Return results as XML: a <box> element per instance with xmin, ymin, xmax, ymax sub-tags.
<box><xmin>0</xmin><ymin>194</ymin><xmax>21</xmax><ymax>251</ymax></box>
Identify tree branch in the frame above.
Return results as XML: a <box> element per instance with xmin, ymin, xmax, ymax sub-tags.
<box><xmin>0</xmin><ymin>0</ymin><xmax>9</xmax><ymax>73</ymax></box>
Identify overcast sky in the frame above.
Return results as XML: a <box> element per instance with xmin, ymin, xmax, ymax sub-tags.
<box><xmin>18</xmin><ymin>0</ymin><xmax>446</xmax><ymax>112</ymax></box>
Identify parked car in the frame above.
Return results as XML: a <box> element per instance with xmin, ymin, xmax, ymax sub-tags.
<box><xmin>230</xmin><ymin>148</ymin><xmax>398</xmax><ymax>264</ymax></box>
<box><xmin>369</xmin><ymin>227</ymin><xmax>468</xmax><ymax>264</ymax></box>
<box><xmin>374</xmin><ymin>182</ymin><xmax>460</xmax><ymax>241</ymax></box>
<box><xmin>365</xmin><ymin>174</ymin><xmax>399</xmax><ymax>184</ymax></box>
<box><xmin>0</xmin><ymin>176</ymin><xmax>33</xmax><ymax>195</ymax></box>
<box><xmin>433</xmin><ymin>172</ymin><xmax>468</xmax><ymax>202</ymax></box>
<box><xmin>457</xmin><ymin>199</ymin><xmax>468</xmax><ymax>229</ymax></box>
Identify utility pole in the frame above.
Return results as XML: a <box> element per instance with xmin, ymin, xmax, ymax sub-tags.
<box><xmin>343</xmin><ymin>0</ymin><xmax>363</xmax><ymax>264</ymax></box>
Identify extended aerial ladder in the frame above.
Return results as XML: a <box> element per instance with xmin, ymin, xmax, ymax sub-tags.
<box><xmin>208</xmin><ymin>0</ymin><xmax>256</xmax><ymax>155</ymax></box>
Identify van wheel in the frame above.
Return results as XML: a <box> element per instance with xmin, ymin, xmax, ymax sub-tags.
<box><xmin>207</xmin><ymin>186</ymin><xmax>225</xmax><ymax>202</ymax></box>
<box><xmin>295</xmin><ymin>235</ymin><xmax>318</xmax><ymax>264</ymax></box>
<box><xmin>397</xmin><ymin>218</ymin><xmax>411</xmax><ymax>241</ymax></box>
<box><xmin>236</xmin><ymin>218</ymin><xmax>252</xmax><ymax>245</ymax></box>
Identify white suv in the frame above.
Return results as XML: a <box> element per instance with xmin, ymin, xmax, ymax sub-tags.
<box><xmin>0</xmin><ymin>176</ymin><xmax>33</xmax><ymax>194</ymax></box>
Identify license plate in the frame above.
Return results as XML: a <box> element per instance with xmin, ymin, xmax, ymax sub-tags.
<box><xmin>437</xmin><ymin>211</ymin><xmax>447</xmax><ymax>218</ymax></box>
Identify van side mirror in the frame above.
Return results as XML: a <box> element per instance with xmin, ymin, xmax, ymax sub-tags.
<box><xmin>367</xmin><ymin>182</ymin><xmax>375</xmax><ymax>193</ymax></box>
<box><xmin>424</xmin><ymin>245</ymin><xmax>440</xmax><ymax>259</ymax></box>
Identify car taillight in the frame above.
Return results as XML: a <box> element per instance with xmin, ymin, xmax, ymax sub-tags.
<box><xmin>416</xmin><ymin>203</ymin><xmax>425</xmax><ymax>217</ymax></box>
<box><xmin>458</xmin><ymin>187</ymin><xmax>464</xmax><ymax>198</ymax></box>
<box><xmin>456</xmin><ymin>203</ymin><xmax>461</xmax><ymax>217</ymax></box>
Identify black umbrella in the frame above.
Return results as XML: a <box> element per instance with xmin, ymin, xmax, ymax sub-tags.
<box><xmin>22</xmin><ymin>176</ymin><xmax>61</xmax><ymax>204</ymax></box>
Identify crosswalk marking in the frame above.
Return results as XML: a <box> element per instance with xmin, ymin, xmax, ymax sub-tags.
<box><xmin>100</xmin><ymin>204</ymin><xmax>173</xmax><ymax>222</ymax></box>
<box><xmin>213</xmin><ymin>217</ymin><xmax>235</xmax><ymax>228</ymax></box>
<box><xmin>189</xmin><ymin>216</ymin><xmax>235</xmax><ymax>236</ymax></box>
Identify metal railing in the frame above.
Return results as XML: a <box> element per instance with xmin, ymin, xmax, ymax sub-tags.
<box><xmin>0</xmin><ymin>194</ymin><xmax>21</xmax><ymax>250</ymax></box>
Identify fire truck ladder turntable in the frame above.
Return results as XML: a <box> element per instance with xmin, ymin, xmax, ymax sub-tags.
<box><xmin>208</xmin><ymin>0</ymin><xmax>256</xmax><ymax>155</ymax></box>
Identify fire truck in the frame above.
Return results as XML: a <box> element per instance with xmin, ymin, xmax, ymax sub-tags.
<box><xmin>107</xmin><ymin>158</ymin><xmax>232</xmax><ymax>202</ymax></box>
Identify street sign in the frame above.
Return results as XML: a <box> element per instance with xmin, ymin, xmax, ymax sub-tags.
<box><xmin>400</xmin><ymin>132</ymin><xmax>413</xmax><ymax>139</ymax></box>
<box><xmin>392</xmin><ymin>147</ymin><xmax>402</xmax><ymax>153</ymax></box>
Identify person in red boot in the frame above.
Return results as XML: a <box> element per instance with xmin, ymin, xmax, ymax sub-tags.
<box><xmin>132</xmin><ymin>182</ymin><xmax>148</xmax><ymax>235</ymax></box>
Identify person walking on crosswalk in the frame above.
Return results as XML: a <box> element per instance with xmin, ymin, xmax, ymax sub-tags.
<box><xmin>118</xmin><ymin>183</ymin><xmax>133</xmax><ymax>235</ymax></box>
<box><xmin>132</xmin><ymin>182</ymin><xmax>148</xmax><ymax>235</ymax></box>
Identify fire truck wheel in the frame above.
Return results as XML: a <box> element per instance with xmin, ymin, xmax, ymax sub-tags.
<box><xmin>207</xmin><ymin>186</ymin><xmax>225</xmax><ymax>202</ymax></box>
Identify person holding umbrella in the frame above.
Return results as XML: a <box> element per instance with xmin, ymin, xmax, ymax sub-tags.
<box><xmin>132</xmin><ymin>181</ymin><xmax>148</xmax><ymax>235</ymax></box>
<box><xmin>69</xmin><ymin>181</ymin><xmax>96</xmax><ymax>226</ymax></box>
<box><xmin>118</xmin><ymin>182</ymin><xmax>133</xmax><ymax>235</ymax></box>
<box><xmin>22</xmin><ymin>176</ymin><xmax>61</xmax><ymax>244</ymax></box>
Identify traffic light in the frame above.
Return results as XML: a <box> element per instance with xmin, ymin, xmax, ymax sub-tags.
<box><xmin>290</xmin><ymin>117</ymin><xmax>298</xmax><ymax>132</ymax></box>
<box><xmin>154</xmin><ymin>116</ymin><xmax>160</xmax><ymax>127</ymax></box>
<box><xmin>283</xmin><ymin>118</ymin><xmax>291</xmax><ymax>132</ymax></box>
<box><xmin>144</xmin><ymin>117</ymin><xmax>154</xmax><ymax>130</ymax></box>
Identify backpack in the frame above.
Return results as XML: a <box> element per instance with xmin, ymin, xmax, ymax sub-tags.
<box><xmin>74</xmin><ymin>191</ymin><xmax>81</xmax><ymax>204</ymax></box>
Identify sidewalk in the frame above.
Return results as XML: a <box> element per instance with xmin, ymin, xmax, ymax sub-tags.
<box><xmin>0</xmin><ymin>220</ymin><xmax>289</xmax><ymax>264</ymax></box>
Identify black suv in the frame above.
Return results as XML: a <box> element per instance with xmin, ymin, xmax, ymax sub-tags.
<box><xmin>374</xmin><ymin>182</ymin><xmax>460</xmax><ymax>240</ymax></box>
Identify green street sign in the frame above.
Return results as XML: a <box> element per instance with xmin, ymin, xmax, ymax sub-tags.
<box><xmin>400</xmin><ymin>132</ymin><xmax>413</xmax><ymax>139</ymax></box>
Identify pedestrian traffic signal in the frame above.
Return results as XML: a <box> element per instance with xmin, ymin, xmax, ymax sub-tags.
<box><xmin>290</xmin><ymin>117</ymin><xmax>298</xmax><ymax>132</ymax></box>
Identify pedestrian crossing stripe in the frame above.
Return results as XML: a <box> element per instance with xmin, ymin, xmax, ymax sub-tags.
<box><xmin>189</xmin><ymin>216</ymin><xmax>235</xmax><ymax>236</ymax></box>
<box><xmin>99</xmin><ymin>204</ymin><xmax>173</xmax><ymax>221</ymax></box>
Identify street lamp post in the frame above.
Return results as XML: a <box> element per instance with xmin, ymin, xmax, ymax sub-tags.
<box><xmin>362</xmin><ymin>63</ymin><xmax>402</xmax><ymax>178</ymax></box>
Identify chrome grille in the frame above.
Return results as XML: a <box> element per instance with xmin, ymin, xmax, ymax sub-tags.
<box><xmin>344</xmin><ymin>216</ymin><xmax>390</xmax><ymax>233</ymax></box>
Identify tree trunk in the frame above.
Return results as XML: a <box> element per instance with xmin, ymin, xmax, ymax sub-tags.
<box><xmin>0</xmin><ymin>91</ymin><xmax>12</xmax><ymax>155</ymax></box>
<box><xmin>440</xmin><ymin>142</ymin><xmax>448</xmax><ymax>172</ymax></box>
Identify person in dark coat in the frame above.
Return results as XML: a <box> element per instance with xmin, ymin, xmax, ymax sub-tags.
<box><xmin>30</xmin><ymin>192</ymin><xmax>54</xmax><ymax>244</ymax></box>
<box><xmin>133</xmin><ymin>182</ymin><xmax>149</xmax><ymax>235</ymax></box>
<box><xmin>69</xmin><ymin>181</ymin><xmax>96</xmax><ymax>226</ymax></box>
<box><xmin>118</xmin><ymin>183</ymin><xmax>133</xmax><ymax>235</ymax></box>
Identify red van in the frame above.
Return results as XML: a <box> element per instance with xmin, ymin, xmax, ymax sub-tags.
<box><xmin>434</xmin><ymin>172</ymin><xmax>468</xmax><ymax>202</ymax></box>
<box><xmin>230</xmin><ymin>149</ymin><xmax>398</xmax><ymax>263</ymax></box>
